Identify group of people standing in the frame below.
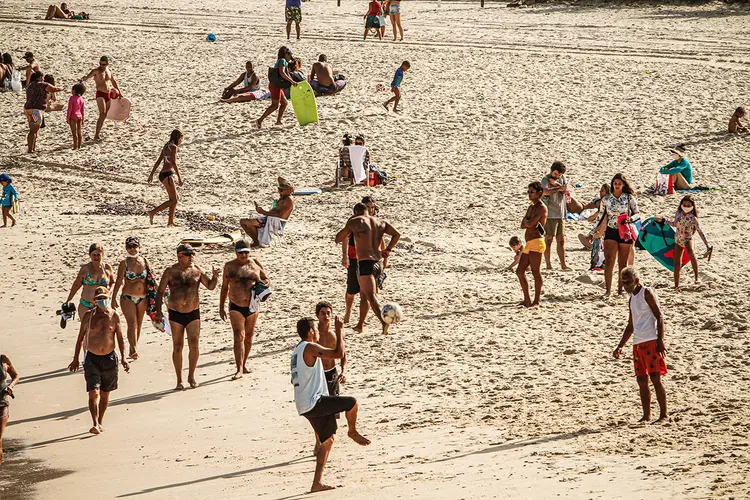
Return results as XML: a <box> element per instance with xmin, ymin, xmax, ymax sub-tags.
<box><xmin>284</xmin><ymin>0</ymin><xmax>404</xmax><ymax>42</ymax></box>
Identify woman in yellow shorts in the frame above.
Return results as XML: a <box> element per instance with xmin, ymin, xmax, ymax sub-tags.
<box><xmin>517</xmin><ymin>181</ymin><xmax>548</xmax><ymax>308</ymax></box>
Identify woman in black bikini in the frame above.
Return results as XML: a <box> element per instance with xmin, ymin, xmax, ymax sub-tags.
<box><xmin>111</xmin><ymin>236</ymin><xmax>149</xmax><ymax>359</ymax></box>
<box><xmin>147</xmin><ymin>129</ymin><xmax>183</xmax><ymax>226</ymax></box>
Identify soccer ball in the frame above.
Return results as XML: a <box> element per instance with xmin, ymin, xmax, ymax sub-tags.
<box><xmin>381</xmin><ymin>303</ymin><xmax>403</xmax><ymax>324</ymax></box>
<box><xmin>376</xmin><ymin>83</ymin><xmax>388</xmax><ymax>92</ymax></box>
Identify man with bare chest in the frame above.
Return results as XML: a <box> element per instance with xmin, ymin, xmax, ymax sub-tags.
<box><xmin>220</xmin><ymin>240</ymin><xmax>270</xmax><ymax>380</ymax></box>
<box><xmin>316</xmin><ymin>301</ymin><xmax>346</xmax><ymax>402</ymax></box>
<box><xmin>68</xmin><ymin>286</ymin><xmax>129</xmax><ymax>435</ymax></box>
<box><xmin>80</xmin><ymin>55</ymin><xmax>119</xmax><ymax>141</ymax></box>
<box><xmin>155</xmin><ymin>244</ymin><xmax>219</xmax><ymax>390</ymax></box>
<box><xmin>335</xmin><ymin>203</ymin><xmax>400</xmax><ymax>334</ymax></box>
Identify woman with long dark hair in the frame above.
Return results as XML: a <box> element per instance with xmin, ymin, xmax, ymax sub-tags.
<box><xmin>589</xmin><ymin>173</ymin><xmax>639</xmax><ymax>295</ymax></box>
<box><xmin>256</xmin><ymin>46</ymin><xmax>297</xmax><ymax>129</ymax></box>
<box><xmin>147</xmin><ymin>129</ymin><xmax>184</xmax><ymax>226</ymax></box>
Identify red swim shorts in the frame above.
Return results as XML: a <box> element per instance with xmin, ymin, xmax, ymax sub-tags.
<box><xmin>96</xmin><ymin>90</ymin><xmax>110</xmax><ymax>102</ymax></box>
<box><xmin>268</xmin><ymin>83</ymin><xmax>285</xmax><ymax>101</ymax></box>
<box><xmin>633</xmin><ymin>340</ymin><xmax>667</xmax><ymax>377</ymax></box>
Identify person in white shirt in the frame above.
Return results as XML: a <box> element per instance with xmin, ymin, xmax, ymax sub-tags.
<box><xmin>613</xmin><ymin>267</ymin><xmax>668</xmax><ymax>424</ymax></box>
<box><xmin>291</xmin><ymin>316</ymin><xmax>370</xmax><ymax>492</ymax></box>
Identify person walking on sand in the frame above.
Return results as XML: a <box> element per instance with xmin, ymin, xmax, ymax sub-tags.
<box><xmin>111</xmin><ymin>237</ymin><xmax>151</xmax><ymax>360</ymax></box>
<box><xmin>541</xmin><ymin>161</ymin><xmax>570</xmax><ymax>270</ymax></box>
<box><xmin>66</xmin><ymin>82</ymin><xmax>86</xmax><ymax>150</ymax></box>
<box><xmin>613</xmin><ymin>267</ymin><xmax>668</xmax><ymax>424</ymax></box>
<box><xmin>383</xmin><ymin>61</ymin><xmax>409</xmax><ymax>113</ymax></box>
<box><xmin>256</xmin><ymin>47</ymin><xmax>297</xmax><ymax>129</ymax></box>
<box><xmin>291</xmin><ymin>317</ymin><xmax>370</xmax><ymax>493</ymax></box>
<box><xmin>65</xmin><ymin>243</ymin><xmax>115</xmax><ymax>323</ymax></box>
<box><xmin>516</xmin><ymin>181</ymin><xmax>547</xmax><ymax>307</ymax></box>
<box><xmin>68</xmin><ymin>286</ymin><xmax>129</xmax><ymax>435</ymax></box>
<box><xmin>219</xmin><ymin>240</ymin><xmax>270</xmax><ymax>380</ymax></box>
<box><xmin>155</xmin><ymin>244</ymin><xmax>219</xmax><ymax>390</ymax></box>
<box><xmin>334</xmin><ymin>203</ymin><xmax>400</xmax><ymax>334</ymax></box>
<box><xmin>147</xmin><ymin>129</ymin><xmax>184</xmax><ymax>227</ymax></box>
<box><xmin>0</xmin><ymin>173</ymin><xmax>19</xmax><ymax>228</ymax></box>
<box><xmin>1</xmin><ymin>353</ymin><xmax>20</xmax><ymax>464</ymax></box>
<box><xmin>24</xmin><ymin>71</ymin><xmax>63</xmax><ymax>153</ymax></box>
<box><xmin>80</xmin><ymin>55</ymin><xmax>119</xmax><ymax>141</ymax></box>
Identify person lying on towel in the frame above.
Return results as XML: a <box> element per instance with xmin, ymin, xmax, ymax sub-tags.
<box><xmin>240</xmin><ymin>177</ymin><xmax>296</xmax><ymax>247</ymax></box>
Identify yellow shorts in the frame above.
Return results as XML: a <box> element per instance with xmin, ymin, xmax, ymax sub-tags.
<box><xmin>522</xmin><ymin>238</ymin><xmax>546</xmax><ymax>254</ymax></box>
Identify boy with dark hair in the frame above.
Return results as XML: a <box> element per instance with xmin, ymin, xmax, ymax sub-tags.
<box><xmin>383</xmin><ymin>61</ymin><xmax>410</xmax><ymax>113</ymax></box>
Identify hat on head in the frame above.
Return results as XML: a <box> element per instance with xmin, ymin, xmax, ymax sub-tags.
<box><xmin>235</xmin><ymin>239</ymin><xmax>252</xmax><ymax>253</ymax></box>
<box><xmin>125</xmin><ymin>236</ymin><xmax>140</xmax><ymax>247</ymax></box>
<box><xmin>669</xmin><ymin>144</ymin><xmax>687</xmax><ymax>157</ymax></box>
<box><xmin>277</xmin><ymin>176</ymin><xmax>293</xmax><ymax>191</ymax></box>
<box><xmin>176</xmin><ymin>243</ymin><xmax>195</xmax><ymax>255</ymax></box>
<box><xmin>93</xmin><ymin>286</ymin><xmax>109</xmax><ymax>299</ymax></box>
<box><xmin>24</xmin><ymin>51</ymin><xmax>34</xmax><ymax>59</ymax></box>
<box><xmin>0</xmin><ymin>174</ymin><xmax>11</xmax><ymax>183</ymax></box>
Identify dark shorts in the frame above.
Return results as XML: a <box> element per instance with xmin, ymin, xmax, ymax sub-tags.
<box><xmin>84</xmin><ymin>351</ymin><xmax>118</xmax><ymax>392</ymax></box>
<box><xmin>159</xmin><ymin>170</ymin><xmax>174</xmax><ymax>183</ymax></box>
<box><xmin>325</xmin><ymin>367</ymin><xmax>341</xmax><ymax>419</ymax></box>
<box><xmin>605</xmin><ymin>226</ymin><xmax>632</xmax><ymax>245</ymax></box>
<box><xmin>366</xmin><ymin>15</ymin><xmax>380</xmax><ymax>29</ymax></box>
<box><xmin>229</xmin><ymin>301</ymin><xmax>256</xmax><ymax>318</ymax></box>
<box><xmin>302</xmin><ymin>396</ymin><xmax>356</xmax><ymax>444</ymax></box>
<box><xmin>0</xmin><ymin>404</ymin><xmax>8</xmax><ymax>419</ymax></box>
<box><xmin>168</xmin><ymin>308</ymin><xmax>200</xmax><ymax>328</ymax></box>
<box><xmin>357</xmin><ymin>259</ymin><xmax>381</xmax><ymax>277</ymax></box>
<box><xmin>347</xmin><ymin>259</ymin><xmax>360</xmax><ymax>295</ymax></box>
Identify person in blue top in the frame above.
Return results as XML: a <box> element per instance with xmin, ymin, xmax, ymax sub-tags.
<box><xmin>285</xmin><ymin>0</ymin><xmax>303</xmax><ymax>41</ymax></box>
<box><xmin>383</xmin><ymin>60</ymin><xmax>409</xmax><ymax>113</ymax></box>
<box><xmin>659</xmin><ymin>145</ymin><xmax>693</xmax><ymax>190</ymax></box>
<box><xmin>0</xmin><ymin>173</ymin><xmax>18</xmax><ymax>228</ymax></box>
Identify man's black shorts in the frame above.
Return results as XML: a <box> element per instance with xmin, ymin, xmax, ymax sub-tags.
<box><xmin>302</xmin><ymin>396</ymin><xmax>356</xmax><ymax>443</ymax></box>
<box><xmin>357</xmin><ymin>259</ymin><xmax>381</xmax><ymax>278</ymax></box>
<box><xmin>347</xmin><ymin>259</ymin><xmax>360</xmax><ymax>295</ymax></box>
<box><xmin>84</xmin><ymin>351</ymin><xmax>118</xmax><ymax>392</ymax></box>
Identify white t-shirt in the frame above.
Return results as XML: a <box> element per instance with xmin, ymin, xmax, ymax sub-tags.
<box><xmin>291</xmin><ymin>341</ymin><xmax>329</xmax><ymax>415</ymax></box>
<box><xmin>630</xmin><ymin>286</ymin><xmax>659</xmax><ymax>345</ymax></box>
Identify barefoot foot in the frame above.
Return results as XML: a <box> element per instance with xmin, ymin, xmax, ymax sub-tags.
<box><xmin>188</xmin><ymin>379</ymin><xmax>200</xmax><ymax>389</ymax></box>
<box><xmin>89</xmin><ymin>426</ymin><xmax>101</xmax><ymax>435</ymax></box>
<box><xmin>348</xmin><ymin>430</ymin><xmax>371</xmax><ymax>446</ymax></box>
<box><xmin>231</xmin><ymin>371</ymin><xmax>243</xmax><ymax>380</ymax></box>
<box><xmin>242</xmin><ymin>366</ymin><xmax>251</xmax><ymax>374</ymax></box>
<box><xmin>174</xmin><ymin>383</ymin><xmax>185</xmax><ymax>391</ymax></box>
<box><xmin>311</xmin><ymin>483</ymin><xmax>336</xmax><ymax>493</ymax></box>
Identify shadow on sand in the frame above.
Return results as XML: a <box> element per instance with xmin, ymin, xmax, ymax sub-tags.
<box><xmin>0</xmin><ymin>438</ymin><xmax>75</xmax><ymax>500</ymax></box>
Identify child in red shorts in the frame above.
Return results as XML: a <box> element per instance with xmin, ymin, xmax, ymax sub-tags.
<box><xmin>613</xmin><ymin>267</ymin><xmax>668</xmax><ymax>424</ymax></box>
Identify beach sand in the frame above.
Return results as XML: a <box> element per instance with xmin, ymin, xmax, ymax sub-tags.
<box><xmin>1</xmin><ymin>0</ymin><xmax>750</xmax><ymax>498</ymax></box>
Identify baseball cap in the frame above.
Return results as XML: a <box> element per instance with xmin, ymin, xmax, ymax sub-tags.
<box><xmin>176</xmin><ymin>243</ymin><xmax>195</xmax><ymax>255</ymax></box>
<box><xmin>24</xmin><ymin>51</ymin><xmax>34</xmax><ymax>60</ymax></box>
<box><xmin>235</xmin><ymin>240</ymin><xmax>252</xmax><ymax>253</ymax></box>
<box><xmin>93</xmin><ymin>286</ymin><xmax>109</xmax><ymax>299</ymax></box>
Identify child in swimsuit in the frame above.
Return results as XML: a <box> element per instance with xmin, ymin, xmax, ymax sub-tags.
<box><xmin>728</xmin><ymin>106</ymin><xmax>748</xmax><ymax>134</ymax></box>
<box><xmin>506</xmin><ymin>236</ymin><xmax>523</xmax><ymax>271</ymax></box>
<box><xmin>67</xmin><ymin>82</ymin><xmax>85</xmax><ymax>150</ymax></box>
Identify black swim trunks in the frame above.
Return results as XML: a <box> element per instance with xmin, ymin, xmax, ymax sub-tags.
<box><xmin>302</xmin><ymin>395</ymin><xmax>356</xmax><ymax>444</ymax></box>
<box><xmin>168</xmin><ymin>308</ymin><xmax>200</xmax><ymax>328</ymax></box>
<box><xmin>325</xmin><ymin>367</ymin><xmax>341</xmax><ymax>419</ymax></box>
<box><xmin>229</xmin><ymin>301</ymin><xmax>255</xmax><ymax>318</ymax></box>
<box><xmin>357</xmin><ymin>259</ymin><xmax>380</xmax><ymax>277</ymax></box>
<box><xmin>83</xmin><ymin>351</ymin><xmax>118</xmax><ymax>392</ymax></box>
<box><xmin>347</xmin><ymin>259</ymin><xmax>360</xmax><ymax>295</ymax></box>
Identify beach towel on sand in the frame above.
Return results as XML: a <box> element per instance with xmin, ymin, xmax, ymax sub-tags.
<box><xmin>347</xmin><ymin>145</ymin><xmax>368</xmax><ymax>184</ymax></box>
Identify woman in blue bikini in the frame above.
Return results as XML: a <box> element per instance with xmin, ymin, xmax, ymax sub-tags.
<box><xmin>111</xmin><ymin>236</ymin><xmax>149</xmax><ymax>359</ymax></box>
<box><xmin>65</xmin><ymin>243</ymin><xmax>115</xmax><ymax>322</ymax></box>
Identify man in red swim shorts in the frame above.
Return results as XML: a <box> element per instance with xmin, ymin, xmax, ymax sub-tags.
<box><xmin>613</xmin><ymin>267</ymin><xmax>668</xmax><ymax>424</ymax></box>
<box><xmin>81</xmin><ymin>55</ymin><xmax>119</xmax><ymax>141</ymax></box>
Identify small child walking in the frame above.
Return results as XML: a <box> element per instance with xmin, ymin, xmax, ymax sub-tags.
<box><xmin>656</xmin><ymin>195</ymin><xmax>712</xmax><ymax>288</ymax></box>
<box><xmin>383</xmin><ymin>60</ymin><xmax>410</xmax><ymax>113</ymax></box>
<box><xmin>0</xmin><ymin>173</ymin><xmax>19</xmax><ymax>227</ymax></box>
<box><xmin>67</xmin><ymin>82</ymin><xmax>86</xmax><ymax>150</ymax></box>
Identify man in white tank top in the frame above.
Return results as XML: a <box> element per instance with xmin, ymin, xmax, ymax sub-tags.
<box><xmin>291</xmin><ymin>317</ymin><xmax>370</xmax><ymax>493</ymax></box>
<box><xmin>613</xmin><ymin>267</ymin><xmax>668</xmax><ymax>424</ymax></box>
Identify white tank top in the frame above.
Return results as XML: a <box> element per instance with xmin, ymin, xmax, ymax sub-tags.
<box><xmin>291</xmin><ymin>341</ymin><xmax>329</xmax><ymax>415</ymax></box>
<box><xmin>630</xmin><ymin>286</ymin><xmax>659</xmax><ymax>345</ymax></box>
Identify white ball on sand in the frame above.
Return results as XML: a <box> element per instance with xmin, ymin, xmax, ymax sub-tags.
<box><xmin>381</xmin><ymin>303</ymin><xmax>403</xmax><ymax>324</ymax></box>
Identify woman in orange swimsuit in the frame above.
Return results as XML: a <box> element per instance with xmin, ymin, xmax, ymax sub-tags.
<box><xmin>111</xmin><ymin>237</ymin><xmax>150</xmax><ymax>359</ymax></box>
<box><xmin>147</xmin><ymin>129</ymin><xmax>183</xmax><ymax>226</ymax></box>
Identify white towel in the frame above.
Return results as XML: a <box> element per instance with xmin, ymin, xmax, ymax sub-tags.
<box><xmin>347</xmin><ymin>145</ymin><xmax>368</xmax><ymax>184</ymax></box>
<box><xmin>258</xmin><ymin>216</ymin><xmax>285</xmax><ymax>246</ymax></box>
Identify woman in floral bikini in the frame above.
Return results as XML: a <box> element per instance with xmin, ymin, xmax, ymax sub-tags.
<box><xmin>656</xmin><ymin>195</ymin><xmax>712</xmax><ymax>288</ymax></box>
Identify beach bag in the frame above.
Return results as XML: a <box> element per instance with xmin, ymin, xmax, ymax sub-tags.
<box><xmin>143</xmin><ymin>258</ymin><xmax>159</xmax><ymax>317</ymax></box>
<box><xmin>590</xmin><ymin>237</ymin><xmax>605</xmax><ymax>270</ymax></box>
<box><xmin>618</xmin><ymin>213</ymin><xmax>638</xmax><ymax>243</ymax></box>
<box><xmin>268</xmin><ymin>65</ymin><xmax>291</xmax><ymax>89</ymax></box>
<box><xmin>654</xmin><ymin>173</ymin><xmax>674</xmax><ymax>196</ymax></box>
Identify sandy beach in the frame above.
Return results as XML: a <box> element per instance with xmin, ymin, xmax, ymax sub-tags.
<box><xmin>1</xmin><ymin>0</ymin><xmax>750</xmax><ymax>498</ymax></box>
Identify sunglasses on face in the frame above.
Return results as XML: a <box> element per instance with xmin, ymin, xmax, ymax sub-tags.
<box><xmin>178</xmin><ymin>252</ymin><xmax>195</xmax><ymax>257</ymax></box>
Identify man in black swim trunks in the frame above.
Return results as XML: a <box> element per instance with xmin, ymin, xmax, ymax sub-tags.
<box><xmin>68</xmin><ymin>286</ymin><xmax>129</xmax><ymax>435</ymax></box>
<box><xmin>291</xmin><ymin>317</ymin><xmax>370</xmax><ymax>493</ymax></box>
<box><xmin>220</xmin><ymin>239</ymin><xmax>270</xmax><ymax>380</ymax></box>
<box><xmin>335</xmin><ymin>203</ymin><xmax>400</xmax><ymax>334</ymax></box>
<box><xmin>315</xmin><ymin>301</ymin><xmax>346</xmax><ymax>411</ymax></box>
<box><xmin>155</xmin><ymin>244</ymin><xmax>219</xmax><ymax>390</ymax></box>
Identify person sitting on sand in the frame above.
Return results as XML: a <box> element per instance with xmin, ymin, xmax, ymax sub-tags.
<box><xmin>18</xmin><ymin>52</ymin><xmax>41</xmax><ymax>87</ymax></box>
<box><xmin>659</xmin><ymin>145</ymin><xmax>693</xmax><ymax>191</ymax></box>
<box><xmin>240</xmin><ymin>177</ymin><xmax>296</xmax><ymax>248</ymax></box>
<box><xmin>222</xmin><ymin>61</ymin><xmax>260</xmax><ymax>100</ymax></box>
<box><xmin>0</xmin><ymin>53</ymin><xmax>15</xmax><ymax>89</ymax></box>
<box><xmin>46</xmin><ymin>3</ymin><xmax>89</xmax><ymax>20</ymax></box>
<box><xmin>309</xmin><ymin>54</ymin><xmax>346</xmax><ymax>96</ymax></box>
<box><xmin>291</xmin><ymin>316</ymin><xmax>370</xmax><ymax>493</ymax></box>
<box><xmin>68</xmin><ymin>286</ymin><xmax>129</xmax><ymax>435</ymax></box>
<box><xmin>613</xmin><ymin>267</ymin><xmax>668</xmax><ymax>424</ymax></box>
<box><xmin>147</xmin><ymin>129</ymin><xmax>184</xmax><ymax>227</ymax></box>
<box><xmin>728</xmin><ymin>107</ymin><xmax>748</xmax><ymax>134</ymax></box>
<box><xmin>284</xmin><ymin>58</ymin><xmax>306</xmax><ymax>99</ymax></box>
<box><xmin>516</xmin><ymin>182</ymin><xmax>547</xmax><ymax>308</ymax></box>
<box><xmin>0</xmin><ymin>352</ymin><xmax>20</xmax><ymax>465</ymax></box>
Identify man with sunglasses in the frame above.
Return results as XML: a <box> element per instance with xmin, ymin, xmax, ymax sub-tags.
<box><xmin>80</xmin><ymin>55</ymin><xmax>119</xmax><ymax>141</ymax></box>
<box><xmin>155</xmin><ymin>244</ymin><xmax>219</xmax><ymax>390</ymax></box>
<box><xmin>240</xmin><ymin>176</ymin><xmax>296</xmax><ymax>248</ymax></box>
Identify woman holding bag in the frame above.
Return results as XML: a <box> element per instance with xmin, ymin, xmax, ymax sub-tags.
<box><xmin>256</xmin><ymin>46</ymin><xmax>297</xmax><ymax>129</ymax></box>
<box><xmin>588</xmin><ymin>173</ymin><xmax>639</xmax><ymax>296</ymax></box>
